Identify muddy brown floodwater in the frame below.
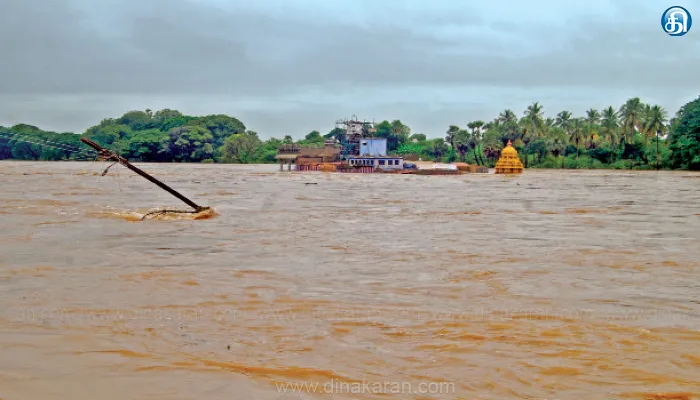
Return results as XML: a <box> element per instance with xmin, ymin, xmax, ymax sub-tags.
<box><xmin>2</xmin><ymin>161</ymin><xmax>700</xmax><ymax>400</ymax></box>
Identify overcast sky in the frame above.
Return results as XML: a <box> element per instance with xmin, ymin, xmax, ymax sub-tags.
<box><xmin>1</xmin><ymin>0</ymin><xmax>698</xmax><ymax>138</ymax></box>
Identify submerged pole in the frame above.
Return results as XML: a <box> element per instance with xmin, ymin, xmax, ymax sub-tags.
<box><xmin>80</xmin><ymin>138</ymin><xmax>206</xmax><ymax>212</ymax></box>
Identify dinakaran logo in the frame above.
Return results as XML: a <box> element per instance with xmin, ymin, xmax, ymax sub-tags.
<box><xmin>661</xmin><ymin>6</ymin><xmax>692</xmax><ymax>36</ymax></box>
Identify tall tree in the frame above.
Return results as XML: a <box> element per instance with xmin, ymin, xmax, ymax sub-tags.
<box><xmin>467</xmin><ymin>120</ymin><xmax>485</xmax><ymax>165</ymax></box>
<box><xmin>221</xmin><ymin>133</ymin><xmax>262</xmax><ymax>163</ymax></box>
<box><xmin>668</xmin><ymin>96</ymin><xmax>700</xmax><ymax>170</ymax></box>
<box><xmin>390</xmin><ymin>120</ymin><xmax>410</xmax><ymax>151</ymax></box>
<box><xmin>555</xmin><ymin>111</ymin><xmax>574</xmax><ymax>156</ymax></box>
<box><xmin>555</xmin><ymin>111</ymin><xmax>573</xmax><ymax>132</ymax></box>
<box><xmin>445</xmin><ymin>125</ymin><xmax>460</xmax><ymax>149</ymax></box>
<box><xmin>584</xmin><ymin>108</ymin><xmax>601</xmax><ymax>149</ymax></box>
<box><xmin>521</xmin><ymin>102</ymin><xmax>545</xmax><ymax>167</ymax></box>
<box><xmin>453</xmin><ymin>129</ymin><xmax>470</xmax><ymax>162</ymax></box>
<box><xmin>600</xmin><ymin>106</ymin><xmax>620</xmax><ymax>163</ymax></box>
<box><xmin>431</xmin><ymin>138</ymin><xmax>448</xmax><ymax>160</ymax></box>
<box><xmin>498</xmin><ymin>109</ymin><xmax>520</xmax><ymax>144</ymax></box>
<box><xmin>569</xmin><ymin>118</ymin><xmax>586</xmax><ymax>160</ymax></box>
<box><xmin>585</xmin><ymin>108</ymin><xmax>601</xmax><ymax>125</ymax></box>
<box><xmin>644</xmin><ymin>105</ymin><xmax>668</xmax><ymax>169</ymax></box>
<box><xmin>546</xmin><ymin>127</ymin><xmax>568</xmax><ymax>168</ymax></box>
<box><xmin>409</xmin><ymin>133</ymin><xmax>427</xmax><ymax>142</ymax></box>
<box><xmin>619</xmin><ymin>97</ymin><xmax>645</xmax><ymax>146</ymax></box>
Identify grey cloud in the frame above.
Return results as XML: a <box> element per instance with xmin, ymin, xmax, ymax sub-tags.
<box><xmin>2</xmin><ymin>0</ymin><xmax>698</xmax><ymax>98</ymax></box>
<box><xmin>0</xmin><ymin>0</ymin><xmax>698</xmax><ymax>136</ymax></box>
<box><xmin>0</xmin><ymin>0</ymin><xmax>484</xmax><ymax>95</ymax></box>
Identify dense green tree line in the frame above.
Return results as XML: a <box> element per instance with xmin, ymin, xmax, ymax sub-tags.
<box><xmin>436</xmin><ymin>97</ymin><xmax>686</xmax><ymax>170</ymax></box>
<box><xmin>1</xmin><ymin>96</ymin><xmax>699</xmax><ymax>170</ymax></box>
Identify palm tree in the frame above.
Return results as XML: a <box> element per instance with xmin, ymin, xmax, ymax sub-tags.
<box><xmin>521</xmin><ymin>102</ymin><xmax>545</xmax><ymax>167</ymax></box>
<box><xmin>600</xmin><ymin>106</ymin><xmax>620</xmax><ymax>163</ymax></box>
<box><xmin>585</xmin><ymin>108</ymin><xmax>601</xmax><ymax>125</ymax></box>
<box><xmin>483</xmin><ymin>119</ymin><xmax>500</xmax><ymax>140</ymax></box>
<box><xmin>498</xmin><ymin>109</ymin><xmax>520</xmax><ymax>144</ymax></box>
<box><xmin>481</xmin><ymin>128</ymin><xmax>503</xmax><ymax>166</ymax></box>
<box><xmin>498</xmin><ymin>109</ymin><xmax>517</xmax><ymax>124</ymax></box>
<box><xmin>467</xmin><ymin>120</ymin><xmax>485</xmax><ymax>165</ymax></box>
<box><xmin>555</xmin><ymin>111</ymin><xmax>573</xmax><ymax>132</ymax></box>
<box><xmin>584</xmin><ymin>108</ymin><xmax>601</xmax><ymax>149</ymax></box>
<box><xmin>546</xmin><ymin>127</ymin><xmax>568</xmax><ymax>168</ymax></box>
<box><xmin>445</xmin><ymin>125</ymin><xmax>459</xmax><ymax>149</ymax></box>
<box><xmin>555</xmin><ymin>111</ymin><xmax>574</xmax><ymax>157</ymax></box>
<box><xmin>453</xmin><ymin>129</ymin><xmax>470</xmax><ymax>162</ymax></box>
<box><xmin>432</xmin><ymin>138</ymin><xmax>448</xmax><ymax>161</ymax></box>
<box><xmin>569</xmin><ymin>118</ymin><xmax>586</xmax><ymax>159</ymax></box>
<box><xmin>643</xmin><ymin>105</ymin><xmax>668</xmax><ymax>169</ymax></box>
<box><xmin>389</xmin><ymin>121</ymin><xmax>410</xmax><ymax>150</ymax></box>
<box><xmin>618</xmin><ymin>97</ymin><xmax>644</xmax><ymax>146</ymax></box>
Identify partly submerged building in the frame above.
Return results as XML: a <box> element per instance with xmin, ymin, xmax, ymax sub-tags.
<box><xmin>346</xmin><ymin>156</ymin><xmax>404</xmax><ymax>169</ymax></box>
<box><xmin>277</xmin><ymin>116</ymin><xmax>405</xmax><ymax>173</ymax></box>
<box><xmin>275</xmin><ymin>141</ymin><xmax>342</xmax><ymax>171</ymax></box>
<box><xmin>276</xmin><ymin>116</ymin><xmax>492</xmax><ymax>174</ymax></box>
<box><xmin>494</xmin><ymin>140</ymin><xmax>524</xmax><ymax>174</ymax></box>
<box><xmin>275</xmin><ymin>143</ymin><xmax>300</xmax><ymax>171</ymax></box>
<box><xmin>344</xmin><ymin>137</ymin><xmax>403</xmax><ymax>171</ymax></box>
<box><xmin>359</xmin><ymin>138</ymin><xmax>387</xmax><ymax>157</ymax></box>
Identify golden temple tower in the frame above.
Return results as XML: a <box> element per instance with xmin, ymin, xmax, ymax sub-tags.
<box><xmin>494</xmin><ymin>140</ymin><xmax>524</xmax><ymax>174</ymax></box>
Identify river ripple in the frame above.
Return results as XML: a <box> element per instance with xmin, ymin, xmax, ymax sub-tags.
<box><xmin>1</xmin><ymin>161</ymin><xmax>700</xmax><ymax>400</ymax></box>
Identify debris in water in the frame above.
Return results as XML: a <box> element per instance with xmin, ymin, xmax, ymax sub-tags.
<box><xmin>88</xmin><ymin>208</ymin><xmax>219</xmax><ymax>222</ymax></box>
<box><xmin>140</xmin><ymin>207</ymin><xmax>219</xmax><ymax>221</ymax></box>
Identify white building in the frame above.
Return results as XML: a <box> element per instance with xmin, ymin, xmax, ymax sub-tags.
<box><xmin>347</xmin><ymin>156</ymin><xmax>404</xmax><ymax>170</ymax></box>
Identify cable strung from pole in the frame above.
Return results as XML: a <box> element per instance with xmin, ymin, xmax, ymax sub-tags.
<box><xmin>0</xmin><ymin>131</ymin><xmax>101</xmax><ymax>160</ymax></box>
<box><xmin>0</xmin><ymin>131</ymin><xmax>89</xmax><ymax>154</ymax></box>
<box><xmin>0</xmin><ymin>131</ymin><xmax>85</xmax><ymax>153</ymax></box>
<box><xmin>2</xmin><ymin>132</ymin><xmax>214</xmax><ymax>221</ymax></box>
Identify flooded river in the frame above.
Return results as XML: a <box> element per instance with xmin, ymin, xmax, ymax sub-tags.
<box><xmin>2</xmin><ymin>161</ymin><xmax>700</xmax><ymax>400</ymax></box>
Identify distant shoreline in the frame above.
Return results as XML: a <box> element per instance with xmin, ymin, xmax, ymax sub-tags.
<box><xmin>4</xmin><ymin>159</ymin><xmax>700</xmax><ymax>175</ymax></box>
<box><xmin>2</xmin><ymin>94</ymin><xmax>700</xmax><ymax>170</ymax></box>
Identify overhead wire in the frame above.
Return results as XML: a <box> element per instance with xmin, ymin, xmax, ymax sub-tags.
<box><xmin>0</xmin><ymin>131</ymin><xmax>101</xmax><ymax>161</ymax></box>
<box><xmin>0</xmin><ymin>131</ymin><xmax>122</xmax><ymax>189</ymax></box>
<box><xmin>2</xmin><ymin>131</ymin><xmax>206</xmax><ymax>220</ymax></box>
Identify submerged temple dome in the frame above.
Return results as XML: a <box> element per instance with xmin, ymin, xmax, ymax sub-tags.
<box><xmin>494</xmin><ymin>140</ymin><xmax>524</xmax><ymax>174</ymax></box>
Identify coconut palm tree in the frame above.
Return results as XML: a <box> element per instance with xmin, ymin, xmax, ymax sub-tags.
<box><xmin>585</xmin><ymin>108</ymin><xmax>601</xmax><ymax>125</ymax></box>
<box><xmin>569</xmin><ymin>118</ymin><xmax>586</xmax><ymax>159</ymax></box>
<box><xmin>498</xmin><ymin>109</ymin><xmax>517</xmax><ymax>124</ymax></box>
<box><xmin>555</xmin><ymin>111</ymin><xmax>574</xmax><ymax>156</ymax></box>
<box><xmin>584</xmin><ymin>108</ymin><xmax>601</xmax><ymax>149</ymax></box>
<box><xmin>520</xmin><ymin>102</ymin><xmax>545</xmax><ymax>167</ymax></box>
<box><xmin>643</xmin><ymin>105</ymin><xmax>668</xmax><ymax>169</ymax></box>
<box><xmin>618</xmin><ymin>97</ymin><xmax>645</xmax><ymax>146</ymax></box>
<box><xmin>498</xmin><ymin>109</ymin><xmax>520</xmax><ymax>144</ymax></box>
<box><xmin>600</xmin><ymin>106</ymin><xmax>620</xmax><ymax>163</ymax></box>
<box><xmin>483</xmin><ymin>119</ymin><xmax>500</xmax><ymax>140</ymax></box>
<box><xmin>555</xmin><ymin>111</ymin><xmax>573</xmax><ymax>132</ymax></box>
<box><xmin>546</xmin><ymin>127</ymin><xmax>568</xmax><ymax>168</ymax></box>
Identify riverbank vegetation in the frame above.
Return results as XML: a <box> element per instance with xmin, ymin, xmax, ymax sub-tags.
<box><xmin>1</xmin><ymin>96</ymin><xmax>699</xmax><ymax>170</ymax></box>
